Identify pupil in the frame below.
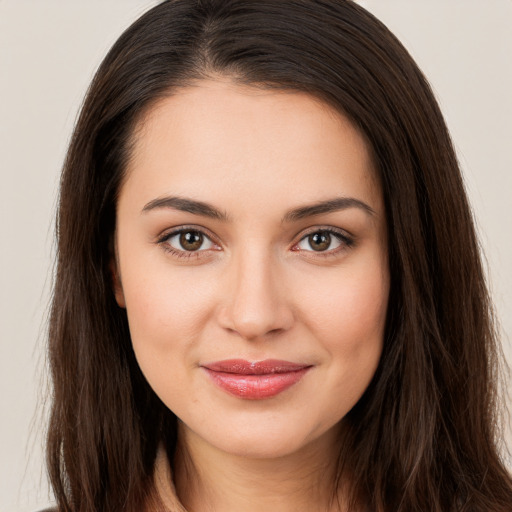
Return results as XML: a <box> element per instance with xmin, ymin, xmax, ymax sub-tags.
<box><xmin>309</xmin><ymin>232</ymin><xmax>331</xmax><ymax>251</ymax></box>
<box><xmin>180</xmin><ymin>231</ymin><xmax>203</xmax><ymax>251</ymax></box>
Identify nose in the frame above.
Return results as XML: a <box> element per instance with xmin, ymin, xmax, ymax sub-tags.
<box><xmin>217</xmin><ymin>249</ymin><xmax>294</xmax><ymax>341</ymax></box>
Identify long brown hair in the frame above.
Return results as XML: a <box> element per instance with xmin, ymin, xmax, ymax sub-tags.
<box><xmin>47</xmin><ymin>1</ymin><xmax>512</xmax><ymax>510</ymax></box>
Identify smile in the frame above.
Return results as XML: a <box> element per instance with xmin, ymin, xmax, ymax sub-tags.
<box><xmin>201</xmin><ymin>359</ymin><xmax>312</xmax><ymax>400</ymax></box>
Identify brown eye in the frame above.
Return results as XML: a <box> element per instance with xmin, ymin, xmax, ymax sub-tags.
<box><xmin>179</xmin><ymin>231</ymin><xmax>204</xmax><ymax>251</ymax></box>
<box><xmin>308</xmin><ymin>232</ymin><xmax>331</xmax><ymax>251</ymax></box>
<box><xmin>296</xmin><ymin>229</ymin><xmax>349</xmax><ymax>254</ymax></box>
<box><xmin>163</xmin><ymin>229</ymin><xmax>216</xmax><ymax>253</ymax></box>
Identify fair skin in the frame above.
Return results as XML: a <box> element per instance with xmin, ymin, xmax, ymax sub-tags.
<box><xmin>113</xmin><ymin>78</ymin><xmax>389</xmax><ymax>512</ymax></box>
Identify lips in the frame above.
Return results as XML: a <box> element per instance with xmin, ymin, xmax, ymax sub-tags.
<box><xmin>201</xmin><ymin>359</ymin><xmax>312</xmax><ymax>400</ymax></box>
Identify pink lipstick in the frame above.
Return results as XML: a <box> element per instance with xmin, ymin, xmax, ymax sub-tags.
<box><xmin>201</xmin><ymin>359</ymin><xmax>311</xmax><ymax>400</ymax></box>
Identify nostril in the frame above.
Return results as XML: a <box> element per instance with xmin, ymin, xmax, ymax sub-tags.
<box><xmin>222</xmin><ymin>313</ymin><xmax>293</xmax><ymax>342</ymax></box>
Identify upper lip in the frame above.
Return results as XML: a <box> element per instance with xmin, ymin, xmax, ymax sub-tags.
<box><xmin>202</xmin><ymin>359</ymin><xmax>311</xmax><ymax>375</ymax></box>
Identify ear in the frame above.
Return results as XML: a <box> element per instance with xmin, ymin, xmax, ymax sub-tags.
<box><xmin>110</xmin><ymin>258</ymin><xmax>126</xmax><ymax>308</ymax></box>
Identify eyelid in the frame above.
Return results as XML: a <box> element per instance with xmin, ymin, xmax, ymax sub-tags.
<box><xmin>291</xmin><ymin>226</ymin><xmax>355</xmax><ymax>253</ymax></box>
<box><xmin>156</xmin><ymin>225</ymin><xmax>221</xmax><ymax>258</ymax></box>
<box><xmin>156</xmin><ymin>224</ymin><xmax>218</xmax><ymax>244</ymax></box>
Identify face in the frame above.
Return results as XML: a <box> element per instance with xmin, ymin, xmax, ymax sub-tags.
<box><xmin>114</xmin><ymin>79</ymin><xmax>389</xmax><ymax>459</ymax></box>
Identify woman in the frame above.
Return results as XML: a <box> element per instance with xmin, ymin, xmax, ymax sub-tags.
<box><xmin>46</xmin><ymin>0</ymin><xmax>512</xmax><ymax>511</ymax></box>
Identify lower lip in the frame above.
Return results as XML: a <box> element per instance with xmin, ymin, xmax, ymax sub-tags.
<box><xmin>203</xmin><ymin>367</ymin><xmax>310</xmax><ymax>400</ymax></box>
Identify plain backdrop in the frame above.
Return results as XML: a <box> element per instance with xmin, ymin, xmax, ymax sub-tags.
<box><xmin>1</xmin><ymin>1</ymin><xmax>510</xmax><ymax>511</ymax></box>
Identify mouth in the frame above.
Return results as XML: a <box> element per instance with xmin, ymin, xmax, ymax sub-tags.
<box><xmin>201</xmin><ymin>359</ymin><xmax>312</xmax><ymax>400</ymax></box>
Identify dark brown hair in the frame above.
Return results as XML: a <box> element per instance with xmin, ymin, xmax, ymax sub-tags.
<box><xmin>47</xmin><ymin>1</ymin><xmax>512</xmax><ymax>511</ymax></box>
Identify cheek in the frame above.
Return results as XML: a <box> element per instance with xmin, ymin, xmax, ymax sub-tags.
<box><xmin>120</xmin><ymin>264</ymin><xmax>217</xmax><ymax>379</ymax></box>
<box><xmin>301</xmin><ymin>263</ymin><xmax>388</xmax><ymax>345</ymax></box>
<box><xmin>296</xmin><ymin>255</ymin><xmax>389</xmax><ymax>389</ymax></box>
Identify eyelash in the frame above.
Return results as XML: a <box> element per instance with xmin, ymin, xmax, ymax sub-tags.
<box><xmin>156</xmin><ymin>225</ymin><xmax>220</xmax><ymax>260</ymax></box>
<box><xmin>156</xmin><ymin>226</ymin><xmax>355</xmax><ymax>260</ymax></box>
<box><xmin>292</xmin><ymin>227</ymin><xmax>355</xmax><ymax>258</ymax></box>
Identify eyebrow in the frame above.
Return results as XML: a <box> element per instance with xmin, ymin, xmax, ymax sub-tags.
<box><xmin>142</xmin><ymin>196</ymin><xmax>230</xmax><ymax>220</ymax></box>
<box><xmin>141</xmin><ymin>195</ymin><xmax>375</xmax><ymax>222</ymax></box>
<box><xmin>283</xmin><ymin>197</ymin><xmax>375</xmax><ymax>222</ymax></box>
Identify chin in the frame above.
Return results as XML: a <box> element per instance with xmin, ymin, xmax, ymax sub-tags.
<box><xmin>180</xmin><ymin>412</ymin><xmax>343</xmax><ymax>461</ymax></box>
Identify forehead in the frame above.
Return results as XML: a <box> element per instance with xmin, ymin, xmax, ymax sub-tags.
<box><xmin>122</xmin><ymin>79</ymin><xmax>382</xmax><ymax>217</ymax></box>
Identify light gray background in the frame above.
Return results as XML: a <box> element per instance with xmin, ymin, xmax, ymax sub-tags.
<box><xmin>1</xmin><ymin>1</ymin><xmax>510</xmax><ymax>511</ymax></box>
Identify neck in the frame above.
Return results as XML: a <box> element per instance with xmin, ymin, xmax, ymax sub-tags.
<box><xmin>171</xmin><ymin>422</ymin><xmax>351</xmax><ymax>512</ymax></box>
